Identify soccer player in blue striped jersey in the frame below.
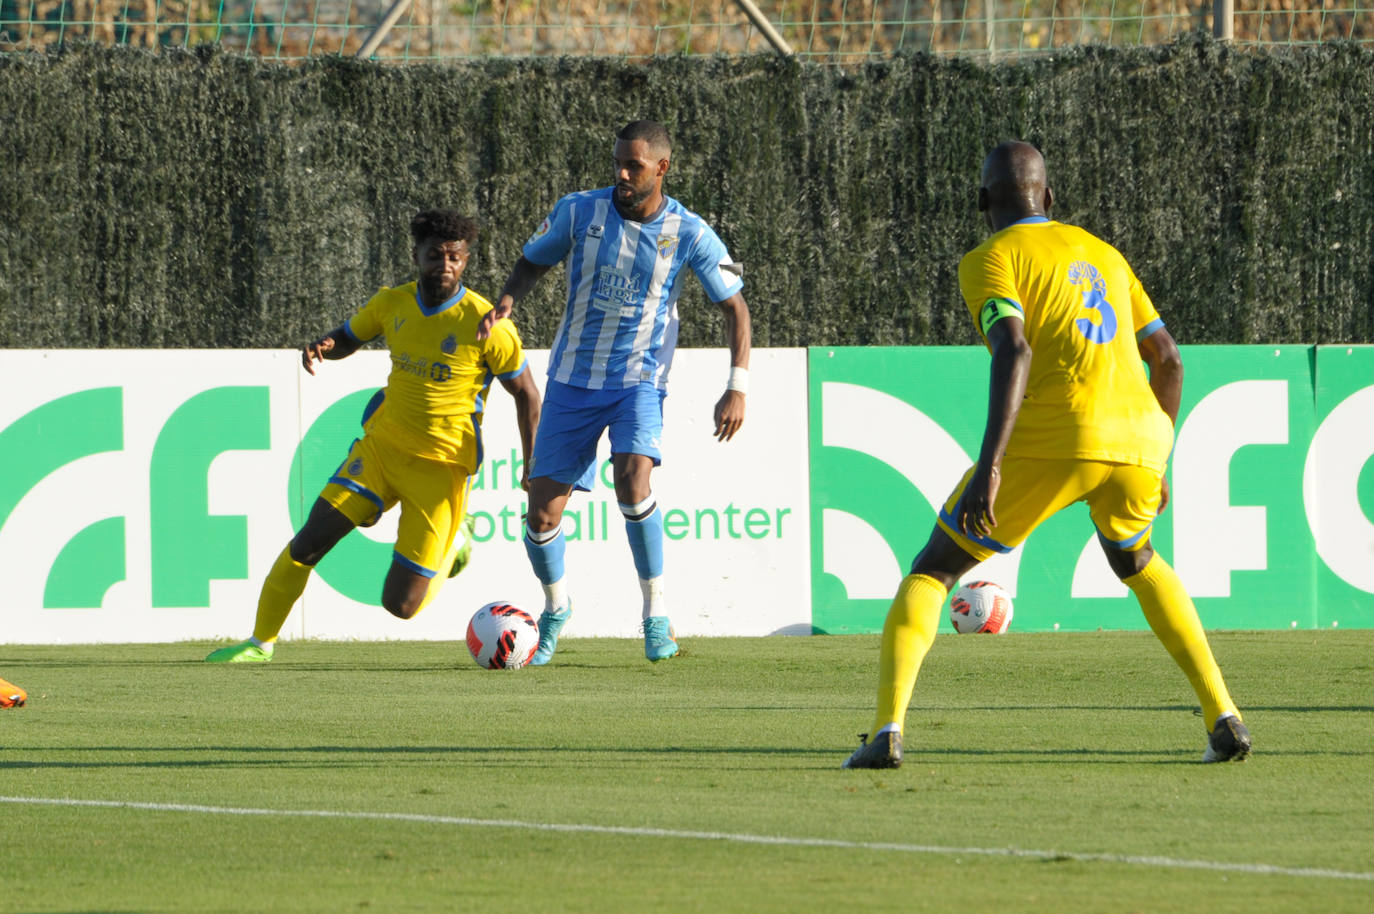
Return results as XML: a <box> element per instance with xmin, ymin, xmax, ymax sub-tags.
<box><xmin>478</xmin><ymin>120</ymin><xmax>753</xmax><ymax>664</ymax></box>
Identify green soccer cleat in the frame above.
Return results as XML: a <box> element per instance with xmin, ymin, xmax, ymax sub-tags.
<box><xmin>204</xmin><ymin>640</ymin><xmax>274</xmax><ymax>663</ymax></box>
<box><xmin>1202</xmin><ymin>714</ymin><xmax>1251</xmax><ymax>763</ymax></box>
<box><xmin>642</xmin><ymin>616</ymin><xmax>679</xmax><ymax>661</ymax></box>
<box><xmin>448</xmin><ymin>514</ymin><xmax>478</xmax><ymax>578</ymax></box>
<box><xmin>530</xmin><ymin>603</ymin><xmax>572</xmax><ymax>666</ymax></box>
<box><xmin>842</xmin><ymin>731</ymin><xmax>903</xmax><ymax>769</ymax></box>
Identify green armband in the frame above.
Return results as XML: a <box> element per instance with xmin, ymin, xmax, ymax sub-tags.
<box><xmin>979</xmin><ymin>297</ymin><xmax>1024</xmax><ymax>336</ymax></box>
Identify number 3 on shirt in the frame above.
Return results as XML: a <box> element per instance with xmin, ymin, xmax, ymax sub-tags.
<box><xmin>1068</xmin><ymin>261</ymin><xmax>1117</xmax><ymax>344</ymax></box>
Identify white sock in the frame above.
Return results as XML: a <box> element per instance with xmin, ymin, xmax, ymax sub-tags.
<box><xmin>543</xmin><ymin>578</ymin><xmax>569</xmax><ymax>615</ymax></box>
<box><xmin>640</xmin><ymin>576</ymin><xmax>665</xmax><ymax>620</ymax></box>
<box><xmin>875</xmin><ymin>722</ymin><xmax>901</xmax><ymax>736</ymax></box>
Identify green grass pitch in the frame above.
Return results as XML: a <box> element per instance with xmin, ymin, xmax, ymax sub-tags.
<box><xmin>2</xmin><ymin>631</ymin><xmax>1372</xmax><ymax>912</ymax></box>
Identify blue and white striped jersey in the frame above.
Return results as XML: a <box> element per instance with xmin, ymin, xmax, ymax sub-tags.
<box><xmin>522</xmin><ymin>187</ymin><xmax>743</xmax><ymax>391</ymax></box>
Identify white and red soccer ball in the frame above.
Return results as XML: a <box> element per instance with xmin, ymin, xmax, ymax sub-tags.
<box><xmin>466</xmin><ymin>601</ymin><xmax>539</xmax><ymax>669</ymax></box>
<box><xmin>949</xmin><ymin>581</ymin><xmax>1014</xmax><ymax>634</ymax></box>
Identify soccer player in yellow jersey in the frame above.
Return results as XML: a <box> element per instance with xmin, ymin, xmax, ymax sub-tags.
<box><xmin>844</xmin><ymin>142</ymin><xmax>1251</xmax><ymax>768</ymax></box>
<box><xmin>206</xmin><ymin>210</ymin><xmax>540</xmax><ymax>662</ymax></box>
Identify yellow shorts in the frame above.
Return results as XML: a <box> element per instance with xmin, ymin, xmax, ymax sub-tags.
<box><xmin>321</xmin><ymin>432</ymin><xmax>472</xmax><ymax>578</ymax></box>
<box><xmin>936</xmin><ymin>455</ymin><xmax>1164</xmax><ymax>563</ymax></box>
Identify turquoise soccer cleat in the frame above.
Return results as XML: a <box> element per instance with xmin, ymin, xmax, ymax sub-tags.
<box><xmin>642</xmin><ymin>616</ymin><xmax>679</xmax><ymax>661</ymax></box>
<box><xmin>530</xmin><ymin>604</ymin><xmax>572</xmax><ymax>666</ymax></box>
<box><xmin>204</xmin><ymin>640</ymin><xmax>274</xmax><ymax>663</ymax></box>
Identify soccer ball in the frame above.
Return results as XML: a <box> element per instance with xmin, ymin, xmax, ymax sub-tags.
<box><xmin>465</xmin><ymin>601</ymin><xmax>540</xmax><ymax>669</ymax></box>
<box><xmin>949</xmin><ymin>580</ymin><xmax>1014</xmax><ymax>634</ymax></box>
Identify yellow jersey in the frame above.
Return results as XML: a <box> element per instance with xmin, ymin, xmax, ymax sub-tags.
<box><xmin>958</xmin><ymin>217</ymin><xmax>1174</xmax><ymax>471</ymax></box>
<box><xmin>344</xmin><ymin>282</ymin><xmax>527</xmax><ymax>470</ymax></box>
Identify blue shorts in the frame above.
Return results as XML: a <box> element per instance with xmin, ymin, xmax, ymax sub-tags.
<box><xmin>529</xmin><ymin>379</ymin><xmax>666</xmax><ymax>491</ymax></box>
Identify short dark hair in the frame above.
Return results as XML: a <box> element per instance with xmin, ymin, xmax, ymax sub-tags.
<box><xmin>617</xmin><ymin>120</ymin><xmax>672</xmax><ymax>155</ymax></box>
<box><xmin>410</xmin><ymin>210</ymin><xmax>478</xmax><ymax>246</ymax></box>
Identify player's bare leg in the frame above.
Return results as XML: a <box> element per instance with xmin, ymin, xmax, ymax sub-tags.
<box><xmin>206</xmin><ymin>499</ymin><xmax>354</xmax><ymax>663</ymax></box>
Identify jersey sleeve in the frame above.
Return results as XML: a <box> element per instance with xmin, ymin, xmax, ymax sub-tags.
<box><xmin>483</xmin><ymin>316</ymin><xmax>528</xmax><ymax>380</ymax></box>
<box><xmin>1127</xmin><ymin>264</ymin><xmax>1166</xmax><ymax>342</ymax></box>
<box><xmin>521</xmin><ymin>196</ymin><xmax>575</xmax><ymax>267</ymax></box>
<box><xmin>343</xmin><ymin>288</ymin><xmax>390</xmax><ymax>343</ymax></box>
<box><xmin>959</xmin><ymin>246</ymin><xmax>1023</xmax><ymax>343</ymax></box>
<box><xmin>686</xmin><ymin>222</ymin><xmax>744</xmax><ymax>303</ymax></box>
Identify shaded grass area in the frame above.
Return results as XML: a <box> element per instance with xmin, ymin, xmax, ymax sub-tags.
<box><xmin>2</xmin><ymin>631</ymin><xmax>1372</xmax><ymax>912</ymax></box>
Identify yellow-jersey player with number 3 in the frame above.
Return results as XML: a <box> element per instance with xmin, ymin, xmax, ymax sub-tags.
<box><xmin>844</xmin><ymin>142</ymin><xmax>1250</xmax><ymax>769</ymax></box>
<box><xmin>205</xmin><ymin>210</ymin><xmax>540</xmax><ymax>663</ymax></box>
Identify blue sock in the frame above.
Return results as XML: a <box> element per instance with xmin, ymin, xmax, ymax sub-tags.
<box><xmin>623</xmin><ymin>506</ymin><xmax>665</xmax><ymax>580</ymax></box>
<box><xmin>524</xmin><ymin>526</ymin><xmax>566</xmax><ymax>586</ymax></box>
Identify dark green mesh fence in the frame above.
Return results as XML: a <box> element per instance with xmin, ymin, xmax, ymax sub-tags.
<box><xmin>3</xmin><ymin>36</ymin><xmax>1372</xmax><ymax>350</ymax></box>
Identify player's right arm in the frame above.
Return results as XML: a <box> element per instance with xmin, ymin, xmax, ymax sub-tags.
<box><xmin>959</xmin><ymin>316</ymin><xmax>1032</xmax><ymax>537</ymax></box>
<box><xmin>302</xmin><ymin>324</ymin><xmax>363</xmax><ymax>375</ymax></box>
<box><xmin>478</xmin><ymin>199</ymin><xmax>574</xmax><ymax>340</ymax></box>
<box><xmin>478</xmin><ymin>256</ymin><xmax>552</xmax><ymax>341</ymax></box>
<box><xmin>957</xmin><ymin>245</ymin><xmax>1031</xmax><ymax>537</ymax></box>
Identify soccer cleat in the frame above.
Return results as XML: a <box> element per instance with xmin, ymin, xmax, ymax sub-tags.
<box><xmin>1202</xmin><ymin>714</ymin><xmax>1252</xmax><ymax>763</ymax></box>
<box><xmin>642</xmin><ymin>616</ymin><xmax>679</xmax><ymax>661</ymax></box>
<box><xmin>0</xmin><ymin>677</ymin><xmax>27</xmax><ymax>709</ymax></box>
<box><xmin>204</xmin><ymin>640</ymin><xmax>274</xmax><ymax>663</ymax></box>
<box><xmin>448</xmin><ymin>514</ymin><xmax>478</xmax><ymax>578</ymax></box>
<box><xmin>529</xmin><ymin>604</ymin><xmax>572</xmax><ymax>666</ymax></box>
<box><xmin>843</xmin><ymin>731</ymin><xmax>903</xmax><ymax>769</ymax></box>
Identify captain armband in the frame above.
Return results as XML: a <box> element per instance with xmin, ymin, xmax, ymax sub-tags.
<box><xmin>978</xmin><ymin>297</ymin><xmax>1024</xmax><ymax>336</ymax></box>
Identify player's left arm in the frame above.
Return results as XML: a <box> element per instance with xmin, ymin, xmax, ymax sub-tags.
<box><xmin>959</xmin><ymin>312</ymin><xmax>1032</xmax><ymax>538</ymax></box>
<box><xmin>499</xmin><ymin>366</ymin><xmax>541</xmax><ymax>493</ymax></box>
<box><xmin>713</xmin><ymin>292</ymin><xmax>752</xmax><ymax>442</ymax></box>
<box><xmin>1138</xmin><ymin>325</ymin><xmax>1182</xmax><ymax>513</ymax></box>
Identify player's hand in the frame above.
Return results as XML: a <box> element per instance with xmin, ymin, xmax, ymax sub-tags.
<box><xmin>1158</xmin><ymin>475</ymin><xmax>1170</xmax><ymax>514</ymax></box>
<box><xmin>957</xmin><ymin>465</ymin><xmax>1000</xmax><ymax>538</ymax></box>
<box><xmin>302</xmin><ymin>336</ymin><xmax>335</xmax><ymax>375</ymax></box>
<box><xmin>477</xmin><ymin>299</ymin><xmax>513</xmax><ymax>341</ymax></box>
<box><xmin>713</xmin><ymin>390</ymin><xmax>746</xmax><ymax>441</ymax></box>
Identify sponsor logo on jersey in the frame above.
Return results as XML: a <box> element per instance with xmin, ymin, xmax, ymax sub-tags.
<box><xmin>591</xmin><ymin>266</ymin><xmax>643</xmax><ymax>317</ymax></box>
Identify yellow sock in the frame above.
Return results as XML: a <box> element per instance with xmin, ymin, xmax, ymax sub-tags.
<box><xmin>252</xmin><ymin>546</ymin><xmax>313</xmax><ymax>643</ymax></box>
<box><xmin>1124</xmin><ymin>553</ymin><xmax>1239</xmax><ymax>728</ymax></box>
<box><xmin>871</xmin><ymin>574</ymin><xmax>948</xmax><ymax>736</ymax></box>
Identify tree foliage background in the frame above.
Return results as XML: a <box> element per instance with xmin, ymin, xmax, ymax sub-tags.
<box><xmin>2</xmin><ymin>36</ymin><xmax>1372</xmax><ymax>349</ymax></box>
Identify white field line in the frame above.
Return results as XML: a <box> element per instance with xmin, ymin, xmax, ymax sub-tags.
<box><xmin>3</xmin><ymin>794</ymin><xmax>1371</xmax><ymax>882</ymax></box>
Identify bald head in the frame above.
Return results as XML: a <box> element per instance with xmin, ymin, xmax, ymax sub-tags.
<box><xmin>978</xmin><ymin>141</ymin><xmax>1052</xmax><ymax>230</ymax></box>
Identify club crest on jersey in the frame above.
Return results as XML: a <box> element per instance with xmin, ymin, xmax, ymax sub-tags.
<box><xmin>588</xmin><ymin>224</ymin><xmax>604</xmax><ymax>238</ymax></box>
<box><xmin>441</xmin><ymin>334</ymin><xmax>458</xmax><ymax>355</ymax></box>
<box><xmin>657</xmin><ymin>235</ymin><xmax>679</xmax><ymax>259</ymax></box>
<box><xmin>347</xmin><ymin>458</ymin><xmax>364</xmax><ymax>476</ymax></box>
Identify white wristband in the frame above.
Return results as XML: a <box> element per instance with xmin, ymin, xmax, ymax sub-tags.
<box><xmin>726</xmin><ymin>366</ymin><xmax>749</xmax><ymax>395</ymax></box>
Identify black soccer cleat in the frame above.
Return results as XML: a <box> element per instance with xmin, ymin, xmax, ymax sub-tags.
<box><xmin>842</xmin><ymin>731</ymin><xmax>903</xmax><ymax>769</ymax></box>
<box><xmin>1202</xmin><ymin>715</ymin><xmax>1252</xmax><ymax>763</ymax></box>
